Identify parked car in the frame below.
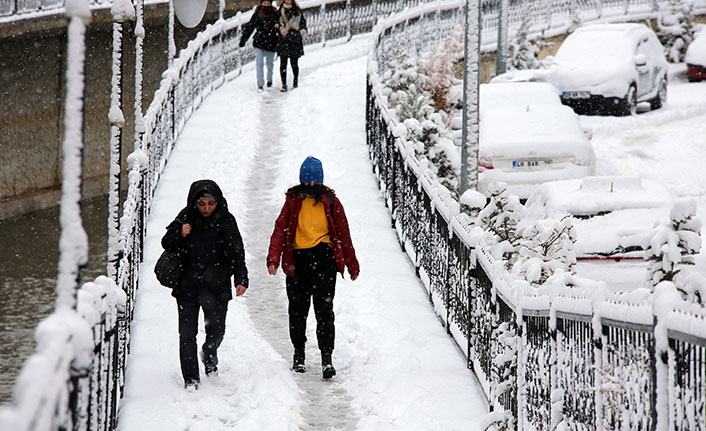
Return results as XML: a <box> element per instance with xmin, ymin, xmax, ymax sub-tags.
<box><xmin>478</xmin><ymin>83</ymin><xmax>596</xmax><ymax>199</ymax></box>
<box><xmin>686</xmin><ymin>30</ymin><xmax>706</xmax><ymax>82</ymax></box>
<box><xmin>553</xmin><ymin>23</ymin><xmax>669</xmax><ymax>116</ymax></box>
<box><xmin>523</xmin><ymin>176</ymin><xmax>673</xmax><ymax>259</ymax></box>
<box><xmin>491</xmin><ymin>24</ymin><xmax>669</xmax><ymax>116</ymax></box>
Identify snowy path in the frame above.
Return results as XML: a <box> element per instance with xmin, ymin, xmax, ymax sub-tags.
<box><xmin>117</xmin><ymin>35</ymin><xmax>487</xmax><ymax>431</ymax></box>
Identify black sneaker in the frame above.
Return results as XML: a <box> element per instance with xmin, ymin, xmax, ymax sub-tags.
<box><xmin>292</xmin><ymin>348</ymin><xmax>306</xmax><ymax>373</ymax></box>
<box><xmin>184</xmin><ymin>380</ymin><xmax>200</xmax><ymax>390</ymax></box>
<box><xmin>321</xmin><ymin>351</ymin><xmax>336</xmax><ymax>380</ymax></box>
<box><xmin>205</xmin><ymin>364</ymin><xmax>218</xmax><ymax>376</ymax></box>
<box><xmin>293</xmin><ymin>78</ymin><xmax>298</xmax><ymax>89</ymax></box>
<box><xmin>267</xmin><ymin>81</ymin><xmax>273</xmax><ymax>87</ymax></box>
<box><xmin>258</xmin><ymin>86</ymin><xmax>263</xmax><ymax>91</ymax></box>
<box><xmin>280</xmin><ymin>85</ymin><xmax>288</xmax><ymax>93</ymax></box>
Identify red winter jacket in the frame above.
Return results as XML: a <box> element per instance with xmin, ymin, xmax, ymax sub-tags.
<box><xmin>267</xmin><ymin>191</ymin><xmax>359</xmax><ymax>279</ymax></box>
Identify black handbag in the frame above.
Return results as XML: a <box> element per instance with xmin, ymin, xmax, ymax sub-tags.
<box><xmin>154</xmin><ymin>247</ymin><xmax>183</xmax><ymax>289</ymax></box>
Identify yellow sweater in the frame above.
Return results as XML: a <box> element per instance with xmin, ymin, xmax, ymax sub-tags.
<box><xmin>294</xmin><ymin>197</ymin><xmax>332</xmax><ymax>249</ymax></box>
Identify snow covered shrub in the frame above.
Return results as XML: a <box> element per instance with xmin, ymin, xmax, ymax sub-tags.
<box><xmin>478</xmin><ymin>182</ymin><xmax>523</xmax><ymax>265</ymax></box>
<box><xmin>512</xmin><ymin>216</ymin><xmax>577</xmax><ymax>287</ymax></box>
<box><xmin>383</xmin><ymin>51</ymin><xmax>432</xmax><ymax>122</ymax></box>
<box><xmin>509</xmin><ymin>10</ymin><xmax>553</xmax><ymax>70</ymax></box>
<box><xmin>657</xmin><ymin>0</ymin><xmax>696</xmax><ymax>62</ymax></box>
<box><xmin>419</xmin><ymin>27</ymin><xmax>465</xmax><ymax>113</ymax></box>
<box><xmin>644</xmin><ymin>197</ymin><xmax>702</xmax><ymax>298</ymax></box>
<box><xmin>383</xmin><ymin>51</ymin><xmax>460</xmax><ymax>196</ymax></box>
<box><xmin>481</xmin><ymin>410</ymin><xmax>515</xmax><ymax>431</ymax></box>
<box><xmin>589</xmin><ymin>358</ymin><xmax>627</xmax><ymax>429</ymax></box>
<box><xmin>483</xmin><ymin>322</ymin><xmax>518</xmax><ymax>431</ymax></box>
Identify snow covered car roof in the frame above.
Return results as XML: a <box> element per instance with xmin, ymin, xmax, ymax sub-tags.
<box><xmin>524</xmin><ymin>176</ymin><xmax>674</xmax><ymax>259</ymax></box>
<box><xmin>686</xmin><ymin>30</ymin><xmax>706</xmax><ymax>67</ymax></box>
<box><xmin>480</xmin><ymin>104</ymin><xmax>590</xmax><ymax>156</ymax></box>
<box><xmin>480</xmin><ymin>82</ymin><xmax>561</xmax><ymax>114</ymax></box>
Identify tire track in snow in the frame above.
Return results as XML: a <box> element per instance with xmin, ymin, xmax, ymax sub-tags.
<box><xmin>241</xmin><ymin>87</ymin><xmax>359</xmax><ymax>431</ymax></box>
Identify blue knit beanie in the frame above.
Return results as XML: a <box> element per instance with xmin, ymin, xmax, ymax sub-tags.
<box><xmin>299</xmin><ymin>156</ymin><xmax>324</xmax><ymax>184</ymax></box>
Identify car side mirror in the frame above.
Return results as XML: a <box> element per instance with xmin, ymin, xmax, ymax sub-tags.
<box><xmin>634</xmin><ymin>54</ymin><xmax>648</xmax><ymax>67</ymax></box>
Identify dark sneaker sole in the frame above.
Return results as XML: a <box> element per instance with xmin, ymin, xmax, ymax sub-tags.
<box><xmin>293</xmin><ymin>365</ymin><xmax>306</xmax><ymax>373</ymax></box>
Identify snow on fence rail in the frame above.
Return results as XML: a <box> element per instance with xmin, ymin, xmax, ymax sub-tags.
<box><xmin>367</xmin><ymin>3</ymin><xmax>706</xmax><ymax>430</ymax></box>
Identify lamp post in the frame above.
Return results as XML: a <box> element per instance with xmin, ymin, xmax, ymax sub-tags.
<box><xmin>460</xmin><ymin>0</ymin><xmax>481</xmax><ymax>195</ymax></box>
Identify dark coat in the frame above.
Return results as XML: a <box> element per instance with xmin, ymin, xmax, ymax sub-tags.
<box><xmin>277</xmin><ymin>5</ymin><xmax>307</xmax><ymax>58</ymax></box>
<box><xmin>239</xmin><ymin>5</ymin><xmax>280</xmax><ymax>52</ymax></box>
<box><xmin>267</xmin><ymin>184</ymin><xmax>359</xmax><ymax>279</ymax></box>
<box><xmin>162</xmin><ymin>180</ymin><xmax>249</xmax><ymax>304</ymax></box>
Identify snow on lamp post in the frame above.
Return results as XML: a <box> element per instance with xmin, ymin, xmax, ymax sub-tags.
<box><xmin>173</xmin><ymin>0</ymin><xmax>208</xmax><ymax>28</ymax></box>
<box><xmin>460</xmin><ymin>0</ymin><xmax>481</xmax><ymax>194</ymax></box>
<box><xmin>496</xmin><ymin>0</ymin><xmax>508</xmax><ymax>75</ymax></box>
<box><xmin>56</xmin><ymin>0</ymin><xmax>91</xmax><ymax>311</ymax></box>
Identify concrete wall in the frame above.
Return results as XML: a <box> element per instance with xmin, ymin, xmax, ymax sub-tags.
<box><xmin>0</xmin><ymin>1</ymin><xmax>255</xmax><ymax>220</ymax></box>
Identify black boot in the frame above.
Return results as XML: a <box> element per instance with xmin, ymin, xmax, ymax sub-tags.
<box><xmin>293</xmin><ymin>76</ymin><xmax>298</xmax><ymax>89</ymax></box>
<box><xmin>321</xmin><ymin>350</ymin><xmax>336</xmax><ymax>380</ymax></box>
<box><xmin>293</xmin><ymin>348</ymin><xmax>306</xmax><ymax>373</ymax></box>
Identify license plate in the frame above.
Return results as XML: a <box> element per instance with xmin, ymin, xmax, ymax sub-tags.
<box><xmin>513</xmin><ymin>159</ymin><xmax>553</xmax><ymax>168</ymax></box>
<box><xmin>563</xmin><ymin>91</ymin><xmax>591</xmax><ymax>99</ymax></box>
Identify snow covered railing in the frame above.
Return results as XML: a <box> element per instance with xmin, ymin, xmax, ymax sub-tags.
<box><xmin>367</xmin><ymin>5</ymin><xmax>706</xmax><ymax>430</ymax></box>
<box><xmin>0</xmin><ymin>0</ymin><xmax>168</xmax><ymax>21</ymax></box>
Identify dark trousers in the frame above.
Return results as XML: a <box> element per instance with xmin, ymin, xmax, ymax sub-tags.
<box><xmin>177</xmin><ymin>298</ymin><xmax>228</xmax><ymax>383</ymax></box>
<box><xmin>280</xmin><ymin>56</ymin><xmax>299</xmax><ymax>85</ymax></box>
<box><xmin>286</xmin><ymin>243</ymin><xmax>337</xmax><ymax>352</ymax></box>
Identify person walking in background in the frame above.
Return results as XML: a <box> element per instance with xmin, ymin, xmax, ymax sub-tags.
<box><xmin>161</xmin><ymin>180</ymin><xmax>249</xmax><ymax>390</ymax></box>
<box><xmin>276</xmin><ymin>0</ymin><xmax>307</xmax><ymax>92</ymax></box>
<box><xmin>267</xmin><ymin>156</ymin><xmax>359</xmax><ymax>379</ymax></box>
<box><xmin>239</xmin><ymin>0</ymin><xmax>280</xmax><ymax>91</ymax></box>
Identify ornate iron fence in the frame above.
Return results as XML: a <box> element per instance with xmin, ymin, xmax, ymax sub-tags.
<box><xmin>367</xmin><ymin>3</ymin><xmax>706</xmax><ymax>430</ymax></box>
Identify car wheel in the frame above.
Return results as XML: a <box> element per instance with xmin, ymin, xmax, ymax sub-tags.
<box><xmin>619</xmin><ymin>85</ymin><xmax>637</xmax><ymax>116</ymax></box>
<box><xmin>650</xmin><ymin>77</ymin><xmax>667</xmax><ymax>110</ymax></box>
<box><xmin>688</xmin><ymin>77</ymin><xmax>700</xmax><ymax>83</ymax></box>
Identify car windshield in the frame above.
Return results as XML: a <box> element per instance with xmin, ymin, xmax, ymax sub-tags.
<box><xmin>556</xmin><ymin>30</ymin><xmax>633</xmax><ymax>62</ymax></box>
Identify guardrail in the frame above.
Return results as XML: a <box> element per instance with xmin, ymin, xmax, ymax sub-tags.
<box><xmin>367</xmin><ymin>3</ymin><xmax>706</xmax><ymax>430</ymax></box>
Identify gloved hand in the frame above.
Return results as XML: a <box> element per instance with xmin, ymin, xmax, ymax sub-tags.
<box><xmin>301</xmin><ymin>29</ymin><xmax>307</xmax><ymax>37</ymax></box>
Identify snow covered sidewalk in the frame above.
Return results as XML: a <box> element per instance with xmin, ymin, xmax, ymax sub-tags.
<box><xmin>116</xmin><ymin>35</ymin><xmax>487</xmax><ymax>431</ymax></box>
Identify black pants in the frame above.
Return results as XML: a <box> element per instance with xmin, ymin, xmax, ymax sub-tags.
<box><xmin>177</xmin><ymin>297</ymin><xmax>228</xmax><ymax>384</ymax></box>
<box><xmin>286</xmin><ymin>243</ymin><xmax>337</xmax><ymax>352</ymax></box>
<box><xmin>280</xmin><ymin>56</ymin><xmax>299</xmax><ymax>85</ymax></box>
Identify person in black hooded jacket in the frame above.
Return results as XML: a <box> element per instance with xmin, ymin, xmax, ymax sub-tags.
<box><xmin>161</xmin><ymin>179</ymin><xmax>249</xmax><ymax>389</ymax></box>
<box><xmin>239</xmin><ymin>0</ymin><xmax>280</xmax><ymax>90</ymax></box>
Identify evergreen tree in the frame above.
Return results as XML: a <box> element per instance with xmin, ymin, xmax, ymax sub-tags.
<box><xmin>657</xmin><ymin>0</ymin><xmax>696</xmax><ymax>63</ymax></box>
<box><xmin>508</xmin><ymin>11</ymin><xmax>553</xmax><ymax>70</ymax></box>
<box><xmin>644</xmin><ymin>197</ymin><xmax>703</xmax><ymax>297</ymax></box>
<box><xmin>478</xmin><ymin>182</ymin><xmax>523</xmax><ymax>265</ymax></box>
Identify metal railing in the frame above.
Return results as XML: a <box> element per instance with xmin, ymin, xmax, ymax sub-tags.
<box><xmin>366</xmin><ymin>3</ymin><xmax>706</xmax><ymax>430</ymax></box>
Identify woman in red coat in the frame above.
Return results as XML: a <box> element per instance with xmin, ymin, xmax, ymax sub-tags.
<box><xmin>267</xmin><ymin>156</ymin><xmax>359</xmax><ymax>379</ymax></box>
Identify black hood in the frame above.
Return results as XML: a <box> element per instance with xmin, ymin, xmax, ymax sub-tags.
<box><xmin>179</xmin><ymin>179</ymin><xmax>229</xmax><ymax>223</ymax></box>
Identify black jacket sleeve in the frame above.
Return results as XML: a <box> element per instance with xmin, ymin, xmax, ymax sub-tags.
<box><xmin>239</xmin><ymin>17</ymin><xmax>256</xmax><ymax>46</ymax></box>
<box><xmin>300</xmin><ymin>12</ymin><xmax>307</xmax><ymax>32</ymax></box>
<box><xmin>222</xmin><ymin>215</ymin><xmax>249</xmax><ymax>288</ymax></box>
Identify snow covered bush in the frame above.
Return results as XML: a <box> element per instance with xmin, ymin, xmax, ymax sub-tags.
<box><xmin>418</xmin><ymin>27</ymin><xmax>464</xmax><ymax>113</ymax></box>
<box><xmin>512</xmin><ymin>215</ymin><xmax>577</xmax><ymax>287</ymax></box>
<box><xmin>383</xmin><ymin>51</ymin><xmax>432</xmax><ymax>123</ymax></box>
<box><xmin>656</xmin><ymin>0</ymin><xmax>696</xmax><ymax>62</ymax></box>
<box><xmin>644</xmin><ymin>197</ymin><xmax>702</xmax><ymax>300</ymax></box>
<box><xmin>477</xmin><ymin>182</ymin><xmax>523</xmax><ymax>265</ymax></box>
<box><xmin>508</xmin><ymin>10</ymin><xmax>553</xmax><ymax>70</ymax></box>
<box><xmin>383</xmin><ymin>51</ymin><xmax>460</xmax><ymax>195</ymax></box>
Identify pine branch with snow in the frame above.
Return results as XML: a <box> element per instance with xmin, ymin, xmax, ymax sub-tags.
<box><xmin>419</xmin><ymin>27</ymin><xmax>464</xmax><ymax>113</ymax></box>
<box><xmin>477</xmin><ymin>182</ymin><xmax>523</xmax><ymax>265</ymax></box>
<box><xmin>656</xmin><ymin>0</ymin><xmax>696</xmax><ymax>63</ymax></box>
<box><xmin>484</xmin><ymin>321</ymin><xmax>518</xmax><ymax>431</ymax></box>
